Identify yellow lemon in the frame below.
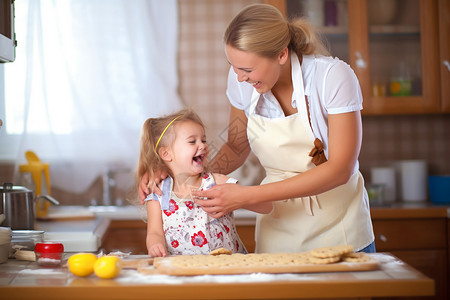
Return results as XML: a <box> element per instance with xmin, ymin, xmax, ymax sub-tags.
<box><xmin>68</xmin><ymin>253</ymin><xmax>98</xmax><ymax>277</ymax></box>
<box><xmin>94</xmin><ymin>256</ymin><xmax>122</xmax><ymax>279</ymax></box>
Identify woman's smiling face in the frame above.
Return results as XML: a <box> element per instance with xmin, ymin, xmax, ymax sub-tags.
<box><xmin>225</xmin><ymin>44</ymin><xmax>283</xmax><ymax>94</ymax></box>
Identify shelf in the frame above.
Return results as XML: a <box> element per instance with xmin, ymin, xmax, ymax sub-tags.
<box><xmin>370</xmin><ymin>25</ymin><xmax>420</xmax><ymax>35</ymax></box>
<box><xmin>318</xmin><ymin>26</ymin><xmax>348</xmax><ymax>35</ymax></box>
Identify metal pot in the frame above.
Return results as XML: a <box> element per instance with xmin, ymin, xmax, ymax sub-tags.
<box><xmin>0</xmin><ymin>183</ymin><xmax>59</xmax><ymax>230</ymax></box>
<box><xmin>0</xmin><ymin>183</ymin><xmax>35</xmax><ymax>230</ymax></box>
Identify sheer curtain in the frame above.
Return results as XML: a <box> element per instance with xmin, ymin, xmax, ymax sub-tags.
<box><xmin>2</xmin><ymin>0</ymin><xmax>182</xmax><ymax>193</ymax></box>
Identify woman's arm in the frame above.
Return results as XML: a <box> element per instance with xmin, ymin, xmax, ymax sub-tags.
<box><xmin>208</xmin><ymin>105</ymin><xmax>251</xmax><ymax>174</ymax></box>
<box><xmin>146</xmin><ymin>200</ymin><xmax>167</xmax><ymax>257</ymax></box>
<box><xmin>193</xmin><ymin>111</ymin><xmax>362</xmax><ymax>217</ymax></box>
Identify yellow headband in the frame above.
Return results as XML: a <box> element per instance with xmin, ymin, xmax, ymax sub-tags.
<box><xmin>154</xmin><ymin>115</ymin><xmax>181</xmax><ymax>151</ymax></box>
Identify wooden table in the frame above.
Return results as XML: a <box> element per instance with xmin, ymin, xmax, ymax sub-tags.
<box><xmin>0</xmin><ymin>253</ymin><xmax>434</xmax><ymax>300</ymax></box>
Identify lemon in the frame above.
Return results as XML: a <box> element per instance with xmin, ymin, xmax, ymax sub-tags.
<box><xmin>94</xmin><ymin>256</ymin><xmax>122</xmax><ymax>279</ymax></box>
<box><xmin>68</xmin><ymin>253</ymin><xmax>98</xmax><ymax>277</ymax></box>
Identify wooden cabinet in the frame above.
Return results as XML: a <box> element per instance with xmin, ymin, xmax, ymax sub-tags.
<box><xmin>101</xmin><ymin>221</ymin><xmax>258</xmax><ymax>255</ymax></box>
<box><xmin>101</xmin><ymin>220</ymin><xmax>148</xmax><ymax>254</ymax></box>
<box><xmin>265</xmin><ymin>0</ymin><xmax>449</xmax><ymax>115</ymax></box>
<box><xmin>372</xmin><ymin>218</ymin><xmax>448</xmax><ymax>300</ymax></box>
<box><xmin>236</xmin><ymin>225</ymin><xmax>256</xmax><ymax>253</ymax></box>
<box><xmin>0</xmin><ymin>0</ymin><xmax>15</xmax><ymax>63</ymax></box>
<box><xmin>438</xmin><ymin>0</ymin><xmax>450</xmax><ymax>113</ymax></box>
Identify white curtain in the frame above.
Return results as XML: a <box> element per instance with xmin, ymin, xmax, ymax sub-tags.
<box><xmin>2</xmin><ymin>0</ymin><xmax>182</xmax><ymax>193</ymax></box>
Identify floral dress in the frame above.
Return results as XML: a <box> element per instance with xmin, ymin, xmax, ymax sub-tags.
<box><xmin>145</xmin><ymin>172</ymin><xmax>247</xmax><ymax>255</ymax></box>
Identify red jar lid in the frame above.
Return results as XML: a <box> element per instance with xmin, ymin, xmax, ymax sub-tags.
<box><xmin>35</xmin><ymin>242</ymin><xmax>64</xmax><ymax>254</ymax></box>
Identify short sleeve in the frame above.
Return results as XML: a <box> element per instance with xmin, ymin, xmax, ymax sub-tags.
<box><xmin>226</xmin><ymin>177</ymin><xmax>238</xmax><ymax>184</ymax></box>
<box><xmin>323</xmin><ymin>60</ymin><xmax>363</xmax><ymax>114</ymax></box>
<box><xmin>225</xmin><ymin>67</ymin><xmax>253</xmax><ymax>116</ymax></box>
<box><xmin>144</xmin><ymin>177</ymin><xmax>172</xmax><ymax>210</ymax></box>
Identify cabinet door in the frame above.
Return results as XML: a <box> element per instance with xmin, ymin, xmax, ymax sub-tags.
<box><xmin>357</xmin><ymin>0</ymin><xmax>440</xmax><ymax>115</ymax></box>
<box><xmin>0</xmin><ymin>0</ymin><xmax>15</xmax><ymax>62</ymax></box>
<box><xmin>439</xmin><ymin>0</ymin><xmax>450</xmax><ymax>112</ymax></box>
<box><xmin>266</xmin><ymin>0</ymin><xmax>441</xmax><ymax>115</ymax></box>
<box><xmin>392</xmin><ymin>250</ymin><xmax>448</xmax><ymax>300</ymax></box>
<box><xmin>101</xmin><ymin>220</ymin><xmax>148</xmax><ymax>254</ymax></box>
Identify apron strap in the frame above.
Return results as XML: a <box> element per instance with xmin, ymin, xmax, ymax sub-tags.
<box><xmin>301</xmin><ymin>195</ymin><xmax>321</xmax><ymax>216</ymax></box>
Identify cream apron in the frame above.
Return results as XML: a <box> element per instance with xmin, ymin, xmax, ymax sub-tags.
<box><xmin>248</xmin><ymin>64</ymin><xmax>374</xmax><ymax>253</ymax></box>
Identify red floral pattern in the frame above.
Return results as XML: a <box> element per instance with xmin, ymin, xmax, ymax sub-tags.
<box><xmin>158</xmin><ymin>172</ymin><xmax>246</xmax><ymax>255</ymax></box>
<box><xmin>185</xmin><ymin>201</ymin><xmax>194</xmax><ymax>210</ymax></box>
<box><xmin>163</xmin><ymin>199</ymin><xmax>179</xmax><ymax>216</ymax></box>
<box><xmin>191</xmin><ymin>231</ymin><xmax>208</xmax><ymax>247</ymax></box>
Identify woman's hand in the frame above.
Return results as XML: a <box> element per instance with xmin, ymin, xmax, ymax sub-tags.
<box><xmin>192</xmin><ymin>183</ymin><xmax>248</xmax><ymax>218</ymax></box>
<box><xmin>139</xmin><ymin>169</ymin><xmax>169</xmax><ymax>204</ymax></box>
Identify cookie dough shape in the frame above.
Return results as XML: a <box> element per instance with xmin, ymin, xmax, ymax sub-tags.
<box><xmin>210</xmin><ymin>248</ymin><xmax>232</xmax><ymax>255</ymax></box>
<box><xmin>310</xmin><ymin>245</ymin><xmax>354</xmax><ymax>258</ymax></box>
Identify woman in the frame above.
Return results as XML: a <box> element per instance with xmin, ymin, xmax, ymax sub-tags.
<box><xmin>141</xmin><ymin>4</ymin><xmax>375</xmax><ymax>253</ymax></box>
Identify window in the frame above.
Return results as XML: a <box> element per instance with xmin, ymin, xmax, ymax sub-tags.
<box><xmin>0</xmin><ymin>0</ymin><xmax>182</xmax><ymax>193</ymax></box>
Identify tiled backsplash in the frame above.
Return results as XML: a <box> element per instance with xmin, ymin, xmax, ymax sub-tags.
<box><xmin>360</xmin><ymin>114</ymin><xmax>450</xmax><ymax>178</ymax></box>
<box><xmin>1</xmin><ymin>0</ymin><xmax>448</xmax><ymax>205</ymax></box>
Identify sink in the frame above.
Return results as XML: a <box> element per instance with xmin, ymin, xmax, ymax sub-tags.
<box><xmin>45</xmin><ymin>205</ymin><xmax>144</xmax><ymax>220</ymax></box>
<box><xmin>88</xmin><ymin>205</ymin><xmax>144</xmax><ymax>219</ymax></box>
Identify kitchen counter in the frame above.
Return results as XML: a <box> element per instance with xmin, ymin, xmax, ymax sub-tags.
<box><xmin>370</xmin><ymin>202</ymin><xmax>450</xmax><ymax>219</ymax></box>
<box><xmin>34</xmin><ymin>203</ymin><xmax>450</xmax><ymax>253</ymax></box>
<box><xmin>34</xmin><ymin>205</ymin><xmax>145</xmax><ymax>252</ymax></box>
<box><xmin>0</xmin><ymin>253</ymin><xmax>434</xmax><ymax>300</ymax></box>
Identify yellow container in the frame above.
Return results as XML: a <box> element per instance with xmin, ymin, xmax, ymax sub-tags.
<box><xmin>19</xmin><ymin>151</ymin><xmax>53</xmax><ymax>218</ymax></box>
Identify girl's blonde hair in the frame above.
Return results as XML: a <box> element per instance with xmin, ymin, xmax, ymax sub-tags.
<box><xmin>137</xmin><ymin>109</ymin><xmax>205</xmax><ymax>184</ymax></box>
<box><xmin>224</xmin><ymin>3</ymin><xmax>329</xmax><ymax>59</ymax></box>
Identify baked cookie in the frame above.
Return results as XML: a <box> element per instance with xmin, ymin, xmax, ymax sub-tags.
<box><xmin>308</xmin><ymin>254</ymin><xmax>341</xmax><ymax>264</ymax></box>
<box><xmin>210</xmin><ymin>247</ymin><xmax>232</xmax><ymax>255</ymax></box>
<box><xmin>310</xmin><ymin>245</ymin><xmax>354</xmax><ymax>258</ymax></box>
<box><xmin>342</xmin><ymin>252</ymin><xmax>370</xmax><ymax>263</ymax></box>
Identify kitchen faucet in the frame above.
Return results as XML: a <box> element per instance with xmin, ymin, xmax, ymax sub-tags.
<box><xmin>101</xmin><ymin>168</ymin><xmax>132</xmax><ymax>206</ymax></box>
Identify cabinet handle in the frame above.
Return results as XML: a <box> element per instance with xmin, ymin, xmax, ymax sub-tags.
<box><xmin>378</xmin><ymin>234</ymin><xmax>387</xmax><ymax>242</ymax></box>
<box><xmin>444</xmin><ymin>60</ymin><xmax>450</xmax><ymax>72</ymax></box>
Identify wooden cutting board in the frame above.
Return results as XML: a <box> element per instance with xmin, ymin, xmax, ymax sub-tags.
<box><xmin>141</xmin><ymin>252</ymin><xmax>379</xmax><ymax>276</ymax></box>
<box><xmin>121</xmin><ymin>257</ymin><xmax>154</xmax><ymax>269</ymax></box>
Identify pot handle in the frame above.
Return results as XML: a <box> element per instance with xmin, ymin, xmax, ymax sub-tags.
<box><xmin>36</xmin><ymin>195</ymin><xmax>60</xmax><ymax>219</ymax></box>
<box><xmin>37</xmin><ymin>195</ymin><xmax>60</xmax><ymax>206</ymax></box>
<box><xmin>2</xmin><ymin>183</ymin><xmax>13</xmax><ymax>190</ymax></box>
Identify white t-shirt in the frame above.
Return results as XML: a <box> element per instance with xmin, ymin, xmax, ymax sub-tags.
<box><xmin>226</xmin><ymin>53</ymin><xmax>363</xmax><ymax>173</ymax></box>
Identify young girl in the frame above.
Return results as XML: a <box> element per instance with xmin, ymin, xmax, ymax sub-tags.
<box><xmin>138</xmin><ymin>109</ymin><xmax>272</xmax><ymax>257</ymax></box>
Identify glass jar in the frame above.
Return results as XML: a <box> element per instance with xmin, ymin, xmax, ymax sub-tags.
<box><xmin>35</xmin><ymin>242</ymin><xmax>64</xmax><ymax>266</ymax></box>
<box><xmin>11</xmin><ymin>230</ymin><xmax>44</xmax><ymax>252</ymax></box>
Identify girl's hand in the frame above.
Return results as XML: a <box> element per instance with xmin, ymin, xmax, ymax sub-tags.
<box><xmin>192</xmin><ymin>183</ymin><xmax>247</xmax><ymax>218</ymax></box>
<box><xmin>139</xmin><ymin>169</ymin><xmax>169</xmax><ymax>204</ymax></box>
<box><xmin>148</xmin><ymin>243</ymin><xmax>167</xmax><ymax>257</ymax></box>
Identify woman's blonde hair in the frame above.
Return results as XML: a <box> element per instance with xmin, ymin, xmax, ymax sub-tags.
<box><xmin>137</xmin><ymin>109</ymin><xmax>205</xmax><ymax>185</ymax></box>
<box><xmin>224</xmin><ymin>3</ymin><xmax>329</xmax><ymax>58</ymax></box>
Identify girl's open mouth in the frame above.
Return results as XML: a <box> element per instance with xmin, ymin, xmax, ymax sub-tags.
<box><xmin>193</xmin><ymin>154</ymin><xmax>205</xmax><ymax>163</ymax></box>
